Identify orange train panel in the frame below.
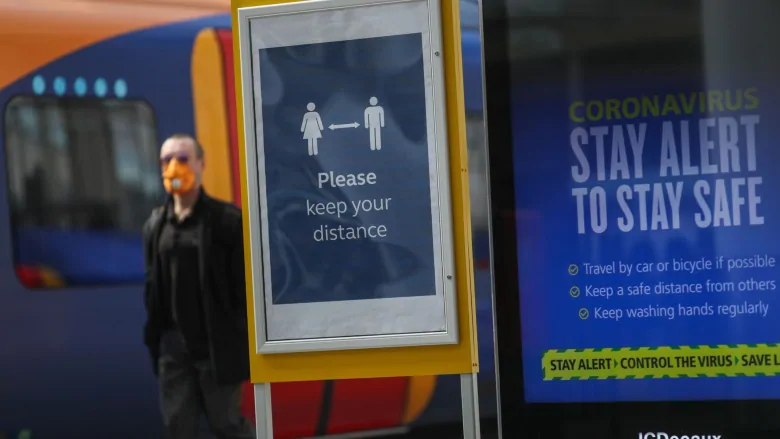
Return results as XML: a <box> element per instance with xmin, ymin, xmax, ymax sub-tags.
<box><xmin>402</xmin><ymin>376</ymin><xmax>437</xmax><ymax>423</ymax></box>
<box><xmin>191</xmin><ymin>28</ymin><xmax>234</xmax><ymax>202</ymax></box>
<box><xmin>0</xmin><ymin>0</ymin><xmax>229</xmax><ymax>90</ymax></box>
<box><xmin>326</xmin><ymin>377</ymin><xmax>409</xmax><ymax>435</ymax></box>
<box><xmin>215</xmin><ymin>28</ymin><xmax>242</xmax><ymax>207</ymax></box>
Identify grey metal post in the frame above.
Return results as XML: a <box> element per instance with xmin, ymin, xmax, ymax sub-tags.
<box><xmin>461</xmin><ymin>373</ymin><xmax>482</xmax><ymax>439</ymax></box>
<box><xmin>254</xmin><ymin>383</ymin><xmax>274</xmax><ymax>439</ymax></box>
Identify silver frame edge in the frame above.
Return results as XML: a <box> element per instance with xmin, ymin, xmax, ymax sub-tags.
<box><xmin>237</xmin><ymin>0</ymin><xmax>460</xmax><ymax>355</ymax></box>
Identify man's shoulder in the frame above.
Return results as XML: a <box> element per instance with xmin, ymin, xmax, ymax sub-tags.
<box><xmin>140</xmin><ymin>205</ymin><xmax>166</xmax><ymax>244</ymax></box>
<box><xmin>210</xmin><ymin>199</ymin><xmax>243</xmax><ymax>244</ymax></box>
<box><xmin>217</xmin><ymin>200</ymin><xmax>242</xmax><ymax>225</ymax></box>
<box><xmin>143</xmin><ymin>205</ymin><xmax>166</xmax><ymax>231</ymax></box>
<box><xmin>203</xmin><ymin>194</ymin><xmax>242</xmax><ymax>227</ymax></box>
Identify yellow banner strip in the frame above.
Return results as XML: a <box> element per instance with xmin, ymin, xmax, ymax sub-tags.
<box><xmin>542</xmin><ymin>344</ymin><xmax>780</xmax><ymax>380</ymax></box>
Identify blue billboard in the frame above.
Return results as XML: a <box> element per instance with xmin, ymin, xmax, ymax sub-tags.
<box><xmin>512</xmin><ymin>73</ymin><xmax>780</xmax><ymax>403</ymax></box>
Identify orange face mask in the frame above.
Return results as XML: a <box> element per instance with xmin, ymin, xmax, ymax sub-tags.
<box><xmin>162</xmin><ymin>158</ymin><xmax>197</xmax><ymax>195</ymax></box>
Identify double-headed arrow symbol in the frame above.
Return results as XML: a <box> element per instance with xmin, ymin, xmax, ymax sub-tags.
<box><xmin>329</xmin><ymin>122</ymin><xmax>360</xmax><ymax>130</ymax></box>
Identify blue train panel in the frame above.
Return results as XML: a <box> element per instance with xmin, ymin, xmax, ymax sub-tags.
<box><xmin>0</xmin><ymin>16</ymin><xmax>228</xmax><ymax>439</ymax></box>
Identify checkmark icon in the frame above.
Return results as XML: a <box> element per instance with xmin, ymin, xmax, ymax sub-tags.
<box><xmin>570</xmin><ymin>286</ymin><xmax>580</xmax><ymax>298</ymax></box>
<box><xmin>579</xmin><ymin>308</ymin><xmax>589</xmax><ymax>320</ymax></box>
<box><xmin>568</xmin><ymin>264</ymin><xmax>579</xmax><ymax>276</ymax></box>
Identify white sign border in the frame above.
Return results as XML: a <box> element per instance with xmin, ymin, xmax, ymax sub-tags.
<box><xmin>237</xmin><ymin>0</ymin><xmax>458</xmax><ymax>354</ymax></box>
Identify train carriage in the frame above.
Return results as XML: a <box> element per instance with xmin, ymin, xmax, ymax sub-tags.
<box><xmin>0</xmin><ymin>1</ymin><xmax>494</xmax><ymax>438</ymax></box>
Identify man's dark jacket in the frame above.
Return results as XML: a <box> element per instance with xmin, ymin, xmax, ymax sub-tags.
<box><xmin>142</xmin><ymin>188</ymin><xmax>250</xmax><ymax>385</ymax></box>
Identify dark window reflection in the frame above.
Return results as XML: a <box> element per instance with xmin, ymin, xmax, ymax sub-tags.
<box><xmin>4</xmin><ymin>96</ymin><xmax>163</xmax><ymax>286</ymax></box>
<box><xmin>5</xmin><ymin>97</ymin><xmax>162</xmax><ymax>232</ymax></box>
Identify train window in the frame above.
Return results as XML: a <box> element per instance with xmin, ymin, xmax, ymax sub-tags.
<box><xmin>4</xmin><ymin>96</ymin><xmax>163</xmax><ymax>288</ymax></box>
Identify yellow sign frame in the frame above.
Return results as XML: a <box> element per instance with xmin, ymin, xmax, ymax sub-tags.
<box><xmin>231</xmin><ymin>0</ymin><xmax>479</xmax><ymax>383</ymax></box>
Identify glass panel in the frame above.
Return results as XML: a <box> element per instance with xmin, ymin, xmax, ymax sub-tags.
<box><xmin>485</xmin><ymin>0</ymin><xmax>780</xmax><ymax>435</ymax></box>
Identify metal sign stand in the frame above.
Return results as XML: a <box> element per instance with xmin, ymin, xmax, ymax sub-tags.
<box><xmin>461</xmin><ymin>373</ymin><xmax>482</xmax><ymax>439</ymax></box>
<box><xmin>232</xmin><ymin>1</ymin><xmax>480</xmax><ymax>438</ymax></box>
<box><xmin>254</xmin><ymin>383</ymin><xmax>274</xmax><ymax>439</ymax></box>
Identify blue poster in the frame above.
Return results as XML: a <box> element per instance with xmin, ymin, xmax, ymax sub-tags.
<box><xmin>511</xmin><ymin>70</ymin><xmax>780</xmax><ymax>403</ymax></box>
<box><xmin>257</xmin><ymin>33</ymin><xmax>437</xmax><ymax>305</ymax></box>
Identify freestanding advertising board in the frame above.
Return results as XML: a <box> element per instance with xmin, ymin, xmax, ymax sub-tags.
<box><xmin>231</xmin><ymin>0</ymin><xmax>481</xmax><ymax>438</ymax></box>
<box><xmin>482</xmin><ymin>0</ymin><xmax>780</xmax><ymax>438</ymax></box>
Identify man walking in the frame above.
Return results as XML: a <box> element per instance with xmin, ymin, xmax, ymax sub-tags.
<box><xmin>142</xmin><ymin>133</ymin><xmax>255</xmax><ymax>439</ymax></box>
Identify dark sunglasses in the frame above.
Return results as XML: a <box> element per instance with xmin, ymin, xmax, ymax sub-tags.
<box><xmin>160</xmin><ymin>154</ymin><xmax>190</xmax><ymax>166</ymax></box>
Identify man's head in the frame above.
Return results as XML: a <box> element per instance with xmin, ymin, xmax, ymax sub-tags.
<box><xmin>160</xmin><ymin>133</ymin><xmax>205</xmax><ymax>195</ymax></box>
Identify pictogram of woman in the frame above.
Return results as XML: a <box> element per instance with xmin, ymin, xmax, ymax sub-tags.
<box><xmin>301</xmin><ymin>102</ymin><xmax>324</xmax><ymax>156</ymax></box>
